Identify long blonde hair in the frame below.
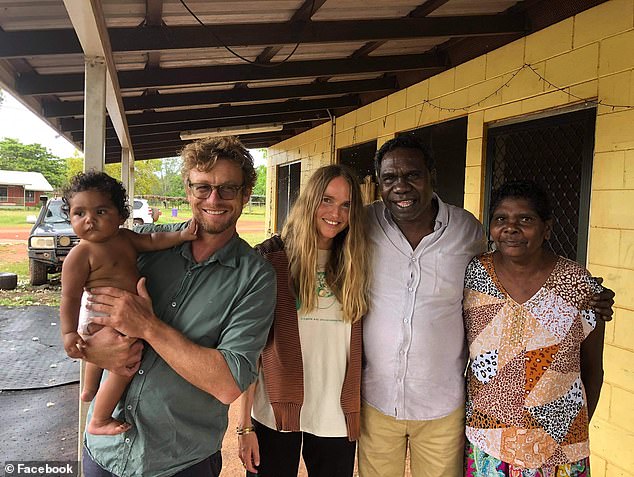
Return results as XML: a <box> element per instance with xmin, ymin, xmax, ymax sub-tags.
<box><xmin>282</xmin><ymin>165</ymin><xmax>370</xmax><ymax>323</ymax></box>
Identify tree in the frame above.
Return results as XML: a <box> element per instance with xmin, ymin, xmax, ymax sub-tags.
<box><xmin>133</xmin><ymin>159</ymin><xmax>162</xmax><ymax>195</ymax></box>
<box><xmin>158</xmin><ymin>156</ymin><xmax>185</xmax><ymax>197</ymax></box>
<box><xmin>253</xmin><ymin>164</ymin><xmax>267</xmax><ymax>196</ymax></box>
<box><xmin>65</xmin><ymin>155</ymin><xmax>174</xmax><ymax>197</ymax></box>
<box><xmin>65</xmin><ymin>151</ymin><xmax>85</xmax><ymax>180</ymax></box>
<box><xmin>0</xmin><ymin>137</ymin><xmax>66</xmax><ymax>187</ymax></box>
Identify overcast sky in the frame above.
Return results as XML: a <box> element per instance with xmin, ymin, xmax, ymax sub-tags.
<box><xmin>0</xmin><ymin>89</ymin><xmax>266</xmax><ymax>165</ymax></box>
<box><xmin>0</xmin><ymin>90</ymin><xmax>79</xmax><ymax>158</ymax></box>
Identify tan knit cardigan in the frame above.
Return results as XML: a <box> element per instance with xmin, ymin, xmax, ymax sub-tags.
<box><xmin>255</xmin><ymin>235</ymin><xmax>362</xmax><ymax>441</ymax></box>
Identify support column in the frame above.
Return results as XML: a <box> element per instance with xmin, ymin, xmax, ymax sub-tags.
<box><xmin>83</xmin><ymin>56</ymin><xmax>106</xmax><ymax>171</ymax></box>
<box><xmin>78</xmin><ymin>55</ymin><xmax>107</xmax><ymax>468</ymax></box>
<box><xmin>121</xmin><ymin>147</ymin><xmax>135</xmax><ymax>227</ymax></box>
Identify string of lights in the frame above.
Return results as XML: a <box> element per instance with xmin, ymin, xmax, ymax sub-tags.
<box><xmin>418</xmin><ymin>62</ymin><xmax>633</xmax><ymax>115</ymax></box>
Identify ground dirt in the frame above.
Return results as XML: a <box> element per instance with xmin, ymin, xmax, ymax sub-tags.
<box><xmin>0</xmin><ymin>226</ymin><xmax>30</xmax><ymax>260</ymax></box>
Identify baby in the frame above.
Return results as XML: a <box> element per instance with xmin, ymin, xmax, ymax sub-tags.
<box><xmin>60</xmin><ymin>171</ymin><xmax>197</xmax><ymax>435</ymax></box>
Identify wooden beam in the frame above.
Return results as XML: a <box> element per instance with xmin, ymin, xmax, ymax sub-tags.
<box><xmin>43</xmin><ymin>77</ymin><xmax>395</xmax><ymax>118</ymax></box>
<box><xmin>18</xmin><ymin>53</ymin><xmax>444</xmax><ymax>95</ymax></box>
<box><xmin>74</xmin><ymin>111</ymin><xmax>329</xmax><ymax>142</ymax></box>
<box><xmin>1</xmin><ymin>15</ymin><xmax>525</xmax><ymax>58</ymax></box>
<box><xmin>291</xmin><ymin>0</ymin><xmax>328</xmax><ymax>21</ymax></box>
<box><xmin>145</xmin><ymin>0</ymin><xmax>163</xmax><ymax>26</ymax></box>
<box><xmin>61</xmin><ymin>96</ymin><xmax>353</xmax><ymax>132</ymax></box>
<box><xmin>105</xmin><ymin>134</ymin><xmax>296</xmax><ymax>161</ymax></box>
<box><xmin>409</xmin><ymin>0</ymin><xmax>452</xmax><ymax>18</ymax></box>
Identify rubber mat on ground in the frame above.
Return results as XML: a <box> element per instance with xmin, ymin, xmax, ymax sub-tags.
<box><xmin>0</xmin><ymin>305</ymin><xmax>79</xmax><ymax>390</ymax></box>
<box><xmin>0</xmin><ymin>384</ymin><xmax>79</xmax><ymax>461</ymax></box>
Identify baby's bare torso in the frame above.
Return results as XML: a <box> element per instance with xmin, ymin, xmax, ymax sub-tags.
<box><xmin>82</xmin><ymin>232</ymin><xmax>141</xmax><ymax>293</ymax></box>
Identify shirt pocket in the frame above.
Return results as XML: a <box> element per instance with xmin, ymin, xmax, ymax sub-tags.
<box><xmin>433</xmin><ymin>252</ymin><xmax>470</xmax><ymax>299</ymax></box>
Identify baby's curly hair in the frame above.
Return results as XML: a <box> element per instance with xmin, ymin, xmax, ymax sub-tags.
<box><xmin>62</xmin><ymin>171</ymin><xmax>130</xmax><ymax>220</ymax></box>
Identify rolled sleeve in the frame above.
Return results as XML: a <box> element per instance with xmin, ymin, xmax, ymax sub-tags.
<box><xmin>218</xmin><ymin>265</ymin><xmax>276</xmax><ymax>391</ymax></box>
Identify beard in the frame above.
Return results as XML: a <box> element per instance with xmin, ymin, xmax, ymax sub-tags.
<box><xmin>192</xmin><ymin>207</ymin><xmax>241</xmax><ymax>235</ymax></box>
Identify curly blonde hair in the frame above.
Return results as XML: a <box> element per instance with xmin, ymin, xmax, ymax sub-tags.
<box><xmin>180</xmin><ymin>136</ymin><xmax>257</xmax><ymax>189</ymax></box>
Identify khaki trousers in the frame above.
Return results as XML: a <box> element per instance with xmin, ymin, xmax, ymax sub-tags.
<box><xmin>358</xmin><ymin>402</ymin><xmax>465</xmax><ymax>477</ymax></box>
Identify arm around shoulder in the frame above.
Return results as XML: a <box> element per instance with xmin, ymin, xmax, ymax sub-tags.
<box><xmin>581</xmin><ymin>317</ymin><xmax>605</xmax><ymax>421</ymax></box>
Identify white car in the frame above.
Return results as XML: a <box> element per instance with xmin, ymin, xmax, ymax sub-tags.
<box><xmin>132</xmin><ymin>198</ymin><xmax>160</xmax><ymax>225</ymax></box>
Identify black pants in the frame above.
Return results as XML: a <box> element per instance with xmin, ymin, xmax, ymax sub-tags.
<box><xmin>246</xmin><ymin>419</ymin><xmax>356</xmax><ymax>477</ymax></box>
<box><xmin>82</xmin><ymin>447</ymin><xmax>222</xmax><ymax>477</ymax></box>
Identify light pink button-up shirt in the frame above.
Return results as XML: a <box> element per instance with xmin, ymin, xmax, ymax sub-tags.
<box><xmin>363</xmin><ymin>195</ymin><xmax>485</xmax><ymax>420</ymax></box>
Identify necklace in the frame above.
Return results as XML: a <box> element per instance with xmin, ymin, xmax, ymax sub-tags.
<box><xmin>316</xmin><ymin>271</ymin><xmax>334</xmax><ymax>298</ymax></box>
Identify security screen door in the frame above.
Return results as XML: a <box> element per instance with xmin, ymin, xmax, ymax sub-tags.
<box><xmin>485</xmin><ymin>107</ymin><xmax>596</xmax><ymax>263</ymax></box>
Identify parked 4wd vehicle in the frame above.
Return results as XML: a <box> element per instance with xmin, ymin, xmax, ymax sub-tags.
<box><xmin>132</xmin><ymin>198</ymin><xmax>160</xmax><ymax>225</ymax></box>
<box><xmin>27</xmin><ymin>196</ymin><xmax>80</xmax><ymax>285</ymax></box>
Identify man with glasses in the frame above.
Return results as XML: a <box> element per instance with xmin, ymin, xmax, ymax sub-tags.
<box><xmin>80</xmin><ymin>136</ymin><xmax>276</xmax><ymax>477</ymax></box>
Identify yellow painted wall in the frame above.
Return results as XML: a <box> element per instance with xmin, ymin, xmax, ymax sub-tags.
<box><xmin>267</xmin><ymin>2</ymin><xmax>634</xmax><ymax>473</ymax></box>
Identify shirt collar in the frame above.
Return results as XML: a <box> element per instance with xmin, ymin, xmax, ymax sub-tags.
<box><xmin>179</xmin><ymin>232</ymin><xmax>241</xmax><ymax>268</ymax></box>
<box><xmin>380</xmin><ymin>192</ymin><xmax>448</xmax><ymax>232</ymax></box>
<box><xmin>434</xmin><ymin>193</ymin><xmax>449</xmax><ymax>230</ymax></box>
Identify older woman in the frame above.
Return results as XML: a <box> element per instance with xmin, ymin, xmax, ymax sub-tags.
<box><xmin>463</xmin><ymin>180</ymin><xmax>605</xmax><ymax>477</ymax></box>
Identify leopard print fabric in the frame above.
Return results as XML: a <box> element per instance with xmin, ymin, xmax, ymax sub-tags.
<box><xmin>463</xmin><ymin>253</ymin><xmax>600</xmax><ymax>469</ymax></box>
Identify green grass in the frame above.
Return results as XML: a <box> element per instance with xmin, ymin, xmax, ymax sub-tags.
<box><xmin>0</xmin><ymin>207</ymin><xmax>38</xmax><ymax>227</ymax></box>
<box><xmin>239</xmin><ymin>232</ymin><xmax>266</xmax><ymax>247</ymax></box>
<box><xmin>0</xmin><ymin>203</ymin><xmax>265</xmax><ymax>306</ymax></box>
<box><xmin>0</xmin><ymin>244</ymin><xmax>60</xmax><ymax>306</ymax></box>
<box><xmin>155</xmin><ymin>205</ymin><xmax>265</xmax><ymax>224</ymax></box>
<box><xmin>0</xmin><ymin>257</ymin><xmax>29</xmax><ymax>277</ymax></box>
<box><xmin>0</xmin><ymin>204</ymin><xmax>265</xmax><ymax>227</ymax></box>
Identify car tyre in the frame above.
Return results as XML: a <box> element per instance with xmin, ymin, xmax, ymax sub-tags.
<box><xmin>29</xmin><ymin>259</ymin><xmax>48</xmax><ymax>286</ymax></box>
<box><xmin>133</xmin><ymin>218</ymin><xmax>144</xmax><ymax>225</ymax></box>
<box><xmin>0</xmin><ymin>272</ymin><xmax>18</xmax><ymax>290</ymax></box>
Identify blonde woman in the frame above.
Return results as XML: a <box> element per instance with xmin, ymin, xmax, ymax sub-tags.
<box><xmin>238</xmin><ymin>164</ymin><xmax>371</xmax><ymax>477</ymax></box>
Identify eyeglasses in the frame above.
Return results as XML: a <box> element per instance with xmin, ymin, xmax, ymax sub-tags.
<box><xmin>187</xmin><ymin>181</ymin><xmax>244</xmax><ymax>200</ymax></box>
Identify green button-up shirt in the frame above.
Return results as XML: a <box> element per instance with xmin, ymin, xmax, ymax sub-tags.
<box><xmin>85</xmin><ymin>223</ymin><xmax>275</xmax><ymax>477</ymax></box>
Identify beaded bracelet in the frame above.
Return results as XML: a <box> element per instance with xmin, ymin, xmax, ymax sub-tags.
<box><xmin>236</xmin><ymin>426</ymin><xmax>255</xmax><ymax>435</ymax></box>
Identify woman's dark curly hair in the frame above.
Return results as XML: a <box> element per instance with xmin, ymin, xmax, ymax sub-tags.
<box><xmin>62</xmin><ymin>171</ymin><xmax>130</xmax><ymax>220</ymax></box>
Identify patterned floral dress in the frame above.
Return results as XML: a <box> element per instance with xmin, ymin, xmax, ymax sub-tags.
<box><xmin>463</xmin><ymin>252</ymin><xmax>601</xmax><ymax>477</ymax></box>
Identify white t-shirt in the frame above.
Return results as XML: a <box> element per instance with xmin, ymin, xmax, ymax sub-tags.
<box><xmin>252</xmin><ymin>249</ymin><xmax>352</xmax><ymax>437</ymax></box>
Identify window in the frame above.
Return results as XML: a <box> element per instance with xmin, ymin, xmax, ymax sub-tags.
<box><xmin>485</xmin><ymin>108</ymin><xmax>596</xmax><ymax>263</ymax></box>
<box><xmin>276</xmin><ymin>162</ymin><xmax>301</xmax><ymax>232</ymax></box>
<box><xmin>26</xmin><ymin>190</ymin><xmax>35</xmax><ymax>203</ymax></box>
<box><xmin>0</xmin><ymin>186</ymin><xmax>7</xmax><ymax>202</ymax></box>
<box><xmin>399</xmin><ymin>117</ymin><xmax>468</xmax><ymax>208</ymax></box>
<box><xmin>339</xmin><ymin>140</ymin><xmax>378</xmax><ymax>204</ymax></box>
<box><xmin>339</xmin><ymin>140</ymin><xmax>378</xmax><ymax>181</ymax></box>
